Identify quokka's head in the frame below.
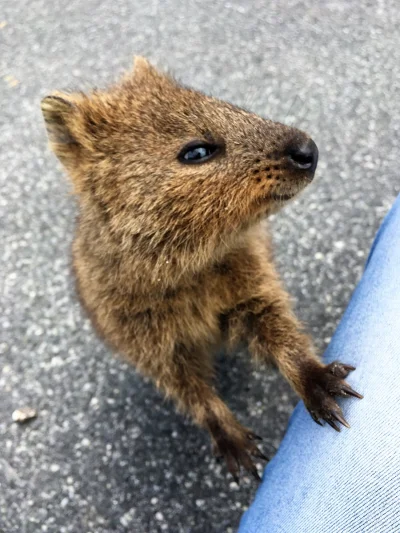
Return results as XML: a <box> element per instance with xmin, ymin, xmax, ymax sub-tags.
<box><xmin>42</xmin><ymin>57</ymin><xmax>317</xmax><ymax>263</ymax></box>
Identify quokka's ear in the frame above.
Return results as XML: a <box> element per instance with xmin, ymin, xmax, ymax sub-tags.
<box><xmin>41</xmin><ymin>93</ymin><xmax>82</xmax><ymax>171</ymax></box>
<box><xmin>41</xmin><ymin>94</ymin><xmax>77</xmax><ymax>144</ymax></box>
<box><xmin>132</xmin><ymin>56</ymin><xmax>165</xmax><ymax>82</ymax></box>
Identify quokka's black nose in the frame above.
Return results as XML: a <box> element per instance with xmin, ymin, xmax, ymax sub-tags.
<box><xmin>285</xmin><ymin>138</ymin><xmax>319</xmax><ymax>174</ymax></box>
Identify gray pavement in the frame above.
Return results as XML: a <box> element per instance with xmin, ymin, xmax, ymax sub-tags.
<box><xmin>1</xmin><ymin>1</ymin><xmax>399</xmax><ymax>532</ymax></box>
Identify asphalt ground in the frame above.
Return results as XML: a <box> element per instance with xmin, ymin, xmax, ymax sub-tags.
<box><xmin>1</xmin><ymin>1</ymin><xmax>399</xmax><ymax>531</ymax></box>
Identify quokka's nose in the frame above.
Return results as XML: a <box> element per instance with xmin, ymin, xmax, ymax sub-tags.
<box><xmin>285</xmin><ymin>138</ymin><xmax>319</xmax><ymax>175</ymax></box>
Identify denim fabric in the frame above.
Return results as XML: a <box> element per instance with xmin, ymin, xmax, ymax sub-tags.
<box><xmin>239</xmin><ymin>195</ymin><xmax>400</xmax><ymax>533</ymax></box>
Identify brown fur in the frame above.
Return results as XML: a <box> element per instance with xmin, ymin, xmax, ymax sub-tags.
<box><xmin>41</xmin><ymin>57</ymin><xmax>362</xmax><ymax>482</ymax></box>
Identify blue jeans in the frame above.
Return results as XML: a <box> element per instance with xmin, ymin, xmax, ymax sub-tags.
<box><xmin>239</xmin><ymin>195</ymin><xmax>400</xmax><ymax>533</ymax></box>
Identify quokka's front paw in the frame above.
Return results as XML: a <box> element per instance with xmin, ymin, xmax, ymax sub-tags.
<box><xmin>303</xmin><ymin>361</ymin><xmax>363</xmax><ymax>431</ymax></box>
<box><xmin>210</xmin><ymin>423</ymin><xmax>268</xmax><ymax>483</ymax></box>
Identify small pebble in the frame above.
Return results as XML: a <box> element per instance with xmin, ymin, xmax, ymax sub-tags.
<box><xmin>12</xmin><ymin>407</ymin><xmax>37</xmax><ymax>424</ymax></box>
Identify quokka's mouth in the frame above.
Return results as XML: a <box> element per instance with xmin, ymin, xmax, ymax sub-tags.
<box><xmin>256</xmin><ymin>191</ymin><xmax>297</xmax><ymax>207</ymax></box>
<box><xmin>269</xmin><ymin>192</ymin><xmax>296</xmax><ymax>202</ymax></box>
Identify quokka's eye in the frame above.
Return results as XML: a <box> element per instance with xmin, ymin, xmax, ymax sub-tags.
<box><xmin>178</xmin><ymin>140</ymin><xmax>220</xmax><ymax>164</ymax></box>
